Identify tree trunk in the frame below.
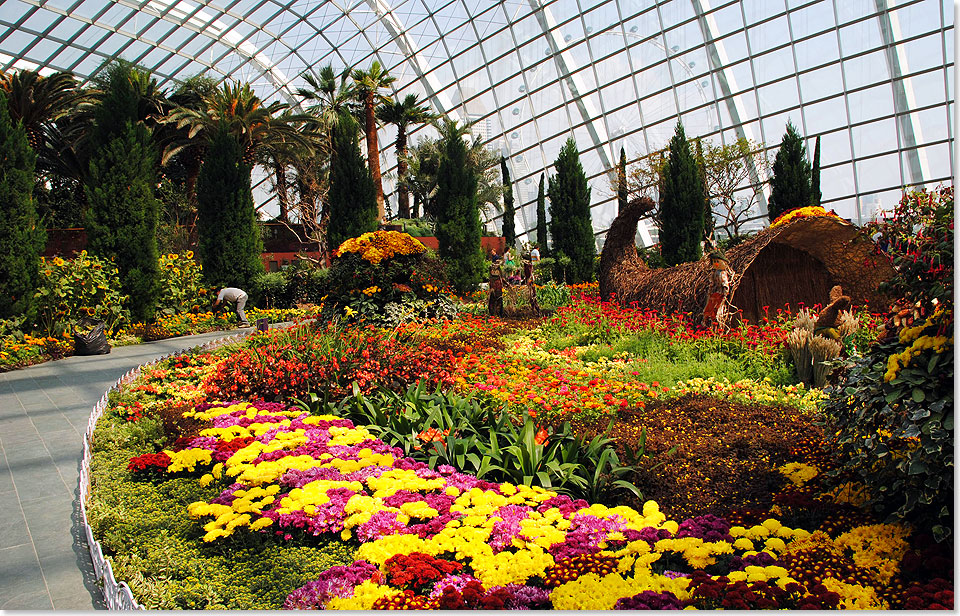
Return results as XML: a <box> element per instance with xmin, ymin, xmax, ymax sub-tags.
<box><xmin>396</xmin><ymin>127</ymin><xmax>409</xmax><ymax>218</ymax></box>
<box><xmin>364</xmin><ymin>91</ymin><xmax>385</xmax><ymax>221</ymax></box>
<box><xmin>274</xmin><ymin>160</ymin><xmax>289</xmax><ymax>222</ymax></box>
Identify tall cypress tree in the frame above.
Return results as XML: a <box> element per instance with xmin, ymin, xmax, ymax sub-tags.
<box><xmin>434</xmin><ymin>123</ymin><xmax>484</xmax><ymax>294</ymax></box>
<box><xmin>196</xmin><ymin>122</ymin><xmax>264</xmax><ymax>291</ymax></box>
<box><xmin>499</xmin><ymin>155</ymin><xmax>516</xmax><ymax>248</ymax></box>
<box><xmin>810</xmin><ymin>135</ymin><xmax>821</xmax><ymax>206</ymax></box>
<box><xmin>696</xmin><ymin>138</ymin><xmax>714</xmax><ymax>241</ymax></box>
<box><xmin>617</xmin><ymin>147</ymin><xmax>628</xmax><ymax>214</ymax></box>
<box><xmin>767</xmin><ymin>121</ymin><xmax>812</xmax><ymax>222</ymax></box>
<box><xmin>657</xmin><ymin>120</ymin><xmax>706</xmax><ymax>266</ymax></box>
<box><xmin>84</xmin><ymin>62</ymin><xmax>159</xmax><ymax>321</ymax></box>
<box><xmin>0</xmin><ymin>91</ymin><xmax>45</xmax><ymax>319</ymax></box>
<box><xmin>536</xmin><ymin>173</ymin><xmax>548</xmax><ymax>255</ymax></box>
<box><xmin>548</xmin><ymin>138</ymin><xmax>595</xmax><ymax>284</ymax></box>
<box><xmin>327</xmin><ymin>112</ymin><xmax>377</xmax><ymax>251</ymax></box>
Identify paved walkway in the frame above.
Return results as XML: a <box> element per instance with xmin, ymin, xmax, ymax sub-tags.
<box><xmin>0</xmin><ymin>327</ymin><xmax>254</xmax><ymax>610</ymax></box>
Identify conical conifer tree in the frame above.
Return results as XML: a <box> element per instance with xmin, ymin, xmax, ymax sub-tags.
<box><xmin>767</xmin><ymin>121</ymin><xmax>813</xmax><ymax>221</ymax></box>
<box><xmin>617</xmin><ymin>147</ymin><xmax>628</xmax><ymax>214</ymax></box>
<box><xmin>434</xmin><ymin>122</ymin><xmax>484</xmax><ymax>294</ymax></box>
<box><xmin>547</xmin><ymin>138</ymin><xmax>594</xmax><ymax>284</ymax></box>
<box><xmin>196</xmin><ymin>123</ymin><xmax>264</xmax><ymax>291</ymax></box>
<box><xmin>0</xmin><ymin>91</ymin><xmax>45</xmax><ymax>319</ymax></box>
<box><xmin>327</xmin><ymin>112</ymin><xmax>377</xmax><ymax>251</ymax></box>
<box><xmin>657</xmin><ymin>121</ymin><xmax>706</xmax><ymax>266</ymax></box>
<box><xmin>810</xmin><ymin>135</ymin><xmax>821</xmax><ymax>206</ymax></box>
<box><xmin>84</xmin><ymin>62</ymin><xmax>160</xmax><ymax>321</ymax></box>
<box><xmin>536</xmin><ymin>174</ymin><xmax>548</xmax><ymax>255</ymax></box>
<box><xmin>500</xmin><ymin>155</ymin><xmax>516</xmax><ymax>248</ymax></box>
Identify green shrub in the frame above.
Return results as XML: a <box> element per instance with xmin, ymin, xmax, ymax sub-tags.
<box><xmin>282</xmin><ymin>260</ymin><xmax>328</xmax><ymax>306</ymax></box>
<box><xmin>251</xmin><ymin>271</ymin><xmax>289</xmax><ymax>309</ymax></box>
<box><xmin>321</xmin><ymin>231</ymin><xmax>453</xmax><ymax>324</ymax></box>
<box><xmin>34</xmin><ymin>251</ymin><xmax>130</xmax><ymax>336</ymax></box>
<box><xmin>157</xmin><ymin>251</ymin><xmax>206</xmax><ymax>315</ymax></box>
<box><xmin>433</xmin><ymin>120</ymin><xmax>484</xmax><ymax>294</ymax></box>
<box><xmin>657</xmin><ymin>121</ymin><xmax>706</xmax><ymax>266</ymax></box>
<box><xmin>822</xmin><ymin>187</ymin><xmax>954</xmax><ymax>541</ymax></box>
<box><xmin>84</xmin><ymin>63</ymin><xmax>161</xmax><ymax>323</ymax></box>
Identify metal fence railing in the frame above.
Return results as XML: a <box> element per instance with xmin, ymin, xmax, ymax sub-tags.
<box><xmin>78</xmin><ymin>332</ymin><xmax>248</xmax><ymax>610</ymax></box>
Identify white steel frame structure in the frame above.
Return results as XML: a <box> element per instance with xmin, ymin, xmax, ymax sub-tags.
<box><xmin>0</xmin><ymin>0</ymin><xmax>953</xmax><ymax>245</ymax></box>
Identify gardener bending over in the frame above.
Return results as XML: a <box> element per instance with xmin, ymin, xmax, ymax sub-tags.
<box><xmin>213</xmin><ymin>287</ymin><xmax>250</xmax><ymax>328</ymax></box>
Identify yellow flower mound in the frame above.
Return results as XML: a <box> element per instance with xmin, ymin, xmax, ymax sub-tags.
<box><xmin>365</xmin><ymin>468</ymin><xmax>445</xmax><ymax>498</ymax></box>
<box><xmin>551</xmin><ymin>572</ymin><xmax>644</xmax><ymax>610</ymax></box>
<box><xmin>885</xmin><ymin>308</ymin><xmax>953</xmax><ymax>382</ymax></box>
<box><xmin>654</xmin><ymin>536</ymin><xmax>734</xmax><ymax>569</ymax></box>
<box><xmin>277</xmin><ymin>479</ymin><xmax>364</xmax><ymax>515</ymax></box>
<box><xmin>836</xmin><ymin>523</ymin><xmax>911</xmax><ymax>585</ymax></box>
<box><xmin>778</xmin><ymin>462</ymin><xmax>820</xmax><ymax>486</ymax></box>
<box><xmin>164</xmin><ymin>447</ymin><xmax>212</xmax><ymax>473</ymax></box>
<box><xmin>230</xmin><ymin>454</ymin><xmax>326</xmax><ymax>486</ymax></box>
<box><xmin>326</xmin><ymin>580</ymin><xmax>399</xmax><ymax>610</ymax></box>
<box><xmin>472</xmin><ymin>545</ymin><xmax>555</xmax><ymax>587</ymax></box>
<box><xmin>770</xmin><ymin>205</ymin><xmax>840</xmax><ymax>228</ymax></box>
<box><xmin>356</xmin><ymin>534</ymin><xmax>435</xmax><ymax>565</ymax></box>
<box><xmin>335</xmin><ymin>230</ymin><xmax>426</xmax><ymax>264</ymax></box>
<box><xmin>821</xmin><ymin>578</ymin><xmax>888</xmax><ymax>609</ymax></box>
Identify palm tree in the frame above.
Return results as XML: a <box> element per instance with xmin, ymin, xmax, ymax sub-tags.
<box><xmin>406</xmin><ymin>118</ymin><xmax>502</xmax><ymax>226</ymax></box>
<box><xmin>156</xmin><ymin>74</ymin><xmax>218</xmax><ymax>209</ymax></box>
<box><xmin>164</xmin><ymin>81</ymin><xmax>318</xmax><ymax>175</ymax></box>
<box><xmin>376</xmin><ymin>93</ymin><xmax>435</xmax><ymax>218</ymax></box>
<box><xmin>296</xmin><ymin>64</ymin><xmax>357</xmax><ymax>150</ymax></box>
<box><xmin>351</xmin><ymin>60</ymin><xmax>396</xmax><ymax>221</ymax></box>
<box><xmin>0</xmin><ymin>69</ymin><xmax>94</xmax><ymax>179</ymax></box>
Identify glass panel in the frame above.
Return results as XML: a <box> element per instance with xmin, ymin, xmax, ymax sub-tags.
<box><xmin>813</xmin><ymin>128</ymin><xmax>852</xmax><ymax>166</ymax></box>
<box><xmin>846</xmin><ymin>83</ymin><xmax>895</xmax><ymax>124</ymax></box>
<box><xmin>850</xmin><ymin>117</ymin><xmax>899</xmax><ymax>157</ymax></box>
<box><xmin>819</xmin><ymin>163</ymin><xmax>856</xmax><ymax>200</ymax></box>
<box><xmin>798</xmin><ymin>63</ymin><xmax>844</xmax><ymax>102</ymax></box>
<box><xmin>838</xmin><ymin>17</ymin><xmax>883</xmax><ymax>55</ymax></box>
<box><xmin>788</xmin><ymin>0</ymin><xmax>835</xmax><ymax>39</ymax></box>
<box><xmin>747</xmin><ymin>16</ymin><xmax>790</xmax><ymax>54</ymax></box>
<box><xmin>752</xmin><ymin>46</ymin><xmax>794</xmax><ymax>84</ymax></box>
<box><xmin>842</xmin><ymin>49</ymin><xmax>889</xmax><ymax>91</ymax></box>
<box><xmin>757</xmin><ymin>77</ymin><xmax>800</xmax><ymax>116</ymax></box>
<box><xmin>793</xmin><ymin>31</ymin><xmax>840</xmax><ymax>71</ymax></box>
<box><xmin>855</xmin><ymin>153</ymin><xmax>902</xmax><ymax>192</ymax></box>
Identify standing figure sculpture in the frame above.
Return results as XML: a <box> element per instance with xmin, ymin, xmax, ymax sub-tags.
<box><xmin>523</xmin><ymin>259</ymin><xmax>541</xmax><ymax>316</ymax></box>
<box><xmin>703</xmin><ymin>250</ymin><xmax>735</xmax><ymax>328</ymax></box>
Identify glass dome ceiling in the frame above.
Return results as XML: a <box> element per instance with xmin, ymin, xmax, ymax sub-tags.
<box><xmin>0</xmin><ymin>0</ymin><xmax>954</xmax><ymax>245</ymax></box>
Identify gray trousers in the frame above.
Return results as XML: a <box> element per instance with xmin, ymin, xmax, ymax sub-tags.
<box><xmin>235</xmin><ymin>293</ymin><xmax>248</xmax><ymax>326</ymax></box>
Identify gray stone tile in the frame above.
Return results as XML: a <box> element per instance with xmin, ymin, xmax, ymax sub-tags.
<box><xmin>11</xmin><ymin>466</ymin><xmax>71</xmax><ymax>502</ymax></box>
<box><xmin>0</xmin><ymin>418</ymin><xmax>40</xmax><ymax>444</ymax></box>
<box><xmin>0</xmin><ymin>543</ymin><xmax>50</xmax><ymax>610</ymax></box>
<box><xmin>0</xmin><ymin>499</ymin><xmax>29</xmax><ymax>550</ymax></box>
<box><xmin>29</xmin><ymin>413</ymin><xmax>75</xmax><ymax>434</ymax></box>
<box><xmin>0</xmin><ymin>454</ymin><xmax>15</xmax><ymax>495</ymax></box>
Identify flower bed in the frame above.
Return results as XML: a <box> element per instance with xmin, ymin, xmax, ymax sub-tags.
<box><xmin>86</xmin><ymin>309</ymin><xmax>953</xmax><ymax>610</ymax></box>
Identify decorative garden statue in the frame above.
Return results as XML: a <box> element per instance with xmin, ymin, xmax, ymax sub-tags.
<box><xmin>523</xmin><ymin>259</ymin><xmax>540</xmax><ymax>316</ymax></box>
<box><xmin>813</xmin><ymin>285</ymin><xmax>851</xmax><ymax>340</ymax></box>
<box><xmin>703</xmin><ymin>250</ymin><xmax>735</xmax><ymax>328</ymax></box>
<box><xmin>488</xmin><ymin>255</ymin><xmax>504</xmax><ymax>316</ymax></box>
